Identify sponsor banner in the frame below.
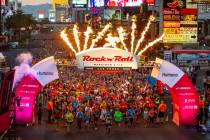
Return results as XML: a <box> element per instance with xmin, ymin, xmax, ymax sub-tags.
<box><xmin>151</xmin><ymin>58</ymin><xmax>184</xmax><ymax>88</ymax></box>
<box><xmin>76</xmin><ymin>48</ymin><xmax>139</xmax><ymax>70</ymax></box>
<box><xmin>32</xmin><ymin>56</ymin><xmax>59</xmax><ymax>87</ymax></box>
<box><xmin>151</xmin><ymin>58</ymin><xmax>199</xmax><ymax>126</ymax></box>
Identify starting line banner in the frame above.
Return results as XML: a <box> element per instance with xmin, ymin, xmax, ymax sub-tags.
<box><xmin>76</xmin><ymin>48</ymin><xmax>139</xmax><ymax>72</ymax></box>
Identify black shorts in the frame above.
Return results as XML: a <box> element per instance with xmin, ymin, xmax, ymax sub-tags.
<box><xmin>129</xmin><ymin>118</ymin><xmax>134</xmax><ymax>122</ymax></box>
<box><xmin>106</xmin><ymin>123</ymin><xmax>112</xmax><ymax>128</ymax></box>
<box><xmin>94</xmin><ymin>117</ymin><xmax>99</xmax><ymax>122</ymax></box>
<box><xmin>66</xmin><ymin>122</ymin><xmax>72</xmax><ymax>126</ymax></box>
<box><xmin>158</xmin><ymin>112</ymin><xmax>165</xmax><ymax>118</ymax></box>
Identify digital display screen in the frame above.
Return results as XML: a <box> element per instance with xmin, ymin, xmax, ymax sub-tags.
<box><xmin>89</xmin><ymin>0</ymin><xmax>105</xmax><ymax>7</ymax></box>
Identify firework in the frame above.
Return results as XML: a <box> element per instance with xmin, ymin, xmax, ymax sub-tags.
<box><xmin>117</xmin><ymin>27</ymin><xmax>128</xmax><ymax>52</ymax></box>
<box><xmin>131</xmin><ymin>21</ymin><xmax>136</xmax><ymax>53</ymax></box>
<box><xmin>60</xmin><ymin>30</ymin><xmax>77</xmax><ymax>55</ymax></box>
<box><xmin>73</xmin><ymin>24</ymin><xmax>80</xmax><ymax>52</ymax></box>
<box><xmin>90</xmin><ymin>23</ymin><xmax>111</xmax><ymax>49</ymax></box>
<box><xmin>138</xmin><ymin>34</ymin><xmax>164</xmax><ymax>56</ymax></box>
<box><xmin>104</xmin><ymin>33</ymin><xmax>120</xmax><ymax>48</ymax></box>
<box><xmin>134</xmin><ymin>16</ymin><xmax>155</xmax><ymax>54</ymax></box>
<box><xmin>83</xmin><ymin>26</ymin><xmax>92</xmax><ymax>51</ymax></box>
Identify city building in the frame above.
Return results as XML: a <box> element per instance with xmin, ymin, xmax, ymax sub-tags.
<box><xmin>8</xmin><ymin>0</ymin><xmax>21</xmax><ymax>11</ymax></box>
<box><xmin>52</xmin><ymin>0</ymin><xmax>68</xmax><ymax>22</ymax></box>
<box><xmin>37</xmin><ymin>10</ymin><xmax>45</xmax><ymax>21</ymax></box>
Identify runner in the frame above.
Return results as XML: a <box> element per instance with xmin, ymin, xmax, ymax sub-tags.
<box><xmin>76</xmin><ymin>108</ymin><xmax>84</xmax><ymax>130</ymax></box>
<box><xmin>105</xmin><ymin>109</ymin><xmax>112</xmax><ymax>134</ymax></box>
<box><xmin>65</xmin><ymin>110</ymin><xmax>74</xmax><ymax>132</ymax></box>
<box><xmin>158</xmin><ymin>101</ymin><xmax>167</xmax><ymax>124</ymax></box>
<box><xmin>114</xmin><ymin>109</ymin><xmax>123</xmax><ymax>127</ymax></box>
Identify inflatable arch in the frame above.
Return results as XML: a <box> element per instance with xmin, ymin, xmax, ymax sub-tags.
<box><xmin>15</xmin><ymin>57</ymin><xmax>59</xmax><ymax>124</ymax></box>
<box><xmin>151</xmin><ymin>58</ymin><xmax>199</xmax><ymax>126</ymax></box>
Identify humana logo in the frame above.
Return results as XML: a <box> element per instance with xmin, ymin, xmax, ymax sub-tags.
<box><xmin>162</xmin><ymin>73</ymin><xmax>178</xmax><ymax>77</ymax></box>
<box><xmin>37</xmin><ymin>71</ymin><xmax>53</xmax><ymax>76</ymax></box>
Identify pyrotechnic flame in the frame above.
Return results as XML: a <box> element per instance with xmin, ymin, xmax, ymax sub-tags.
<box><xmin>138</xmin><ymin>34</ymin><xmax>164</xmax><ymax>56</ymax></box>
<box><xmin>135</xmin><ymin>22</ymin><xmax>150</xmax><ymax>54</ymax></box>
<box><xmin>131</xmin><ymin>21</ymin><xmax>136</xmax><ymax>53</ymax></box>
<box><xmin>117</xmin><ymin>27</ymin><xmax>128</xmax><ymax>52</ymax></box>
<box><xmin>60</xmin><ymin>30</ymin><xmax>77</xmax><ymax>55</ymax></box>
<box><xmin>104</xmin><ymin>33</ymin><xmax>120</xmax><ymax>48</ymax></box>
<box><xmin>135</xmin><ymin>16</ymin><xmax>156</xmax><ymax>54</ymax></box>
<box><xmin>73</xmin><ymin>24</ymin><xmax>80</xmax><ymax>52</ymax></box>
<box><xmin>83</xmin><ymin>26</ymin><xmax>92</xmax><ymax>51</ymax></box>
<box><xmin>90</xmin><ymin>23</ymin><xmax>111</xmax><ymax>49</ymax></box>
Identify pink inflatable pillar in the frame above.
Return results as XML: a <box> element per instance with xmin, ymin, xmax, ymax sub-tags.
<box><xmin>15</xmin><ymin>75</ymin><xmax>42</xmax><ymax>124</ymax></box>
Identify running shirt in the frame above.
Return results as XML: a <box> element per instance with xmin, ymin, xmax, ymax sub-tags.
<box><xmin>76</xmin><ymin>111</ymin><xmax>83</xmax><ymax>120</ymax></box>
<box><xmin>105</xmin><ymin>112</ymin><xmax>112</xmax><ymax>124</ymax></box>
<box><xmin>127</xmin><ymin>109</ymin><xmax>135</xmax><ymax>119</ymax></box>
<box><xmin>158</xmin><ymin>103</ymin><xmax>167</xmax><ymax>113</ymax></box>
<box><xmin>65</xmin><ymin>112</ymin><xmax>74</xmax><ymax>123</ymax></box>
<box><xmin>114</xmin><ymin>111</ymin><xmax>123</xmax><ymax>122</ymax></box>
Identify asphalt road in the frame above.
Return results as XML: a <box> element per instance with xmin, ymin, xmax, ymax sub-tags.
<box><xmin>15</xmin><ymin>120</ymin><xmax>210</xmax><ymax>140</ymax></box>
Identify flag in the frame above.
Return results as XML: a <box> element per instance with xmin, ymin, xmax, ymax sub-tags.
<box><xmin>32</xmin><ymin>56</ymin><xmax>59</xmax><ymax>86</ymax></box>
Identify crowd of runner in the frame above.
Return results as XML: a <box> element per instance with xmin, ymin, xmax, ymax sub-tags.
<box><xmin>36</xmin><ymin>67</ymin><xmax>170</xmax><ymax>133</ymax></box>
<box><xmin>36</xmin><ymin>67</ymin><xmax>210</xmax><ymax>133</ymax></box>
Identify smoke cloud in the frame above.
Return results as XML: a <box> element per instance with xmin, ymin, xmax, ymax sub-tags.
<box><xmin>16</xmin><ymin>52</ymin><xmax>33</xmax><ymax>65</ymax></box>
<box><xmin>13</xmin><ymin>53</ymin><xmax>33</xmax><ymax>89</ymax></box>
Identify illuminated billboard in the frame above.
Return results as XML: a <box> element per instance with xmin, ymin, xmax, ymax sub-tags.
<box><xmin>104</xmin><ymin>8</ymin><xmax>121</xmax><ymax>20</ymax></box>
<box><xmin>163</xmin><ymin>8</ymin><xmax>198</xmax><ymax>43</ymax></box>
<box><xmin>72</xmin><ymin>0</ymin><xmax>87</xmax><ymax>4</ymax></box>
<box><xmin>52</xmin><ymin>0</ymin><xmax>68</xmax><ymax>10</ymax></box>
<box><xmin>106</xmin><ymin>0</ymin><xmax>143</xmax><ymax>7</ymax></box>
<box><xmin>89</xmin><ymin>0</ymin><xmax>104</xmax><ymax>7</ymax></box>
<box><xmin>163</xmin><ymin>0</ymin><xmax>186</xmax><ymax>8</ymax></box>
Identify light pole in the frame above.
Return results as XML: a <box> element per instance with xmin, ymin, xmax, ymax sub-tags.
<box><xmin>0</xmin><ymin>0</ymin><xmax>2</xmax><ymax>35</ymax></box>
